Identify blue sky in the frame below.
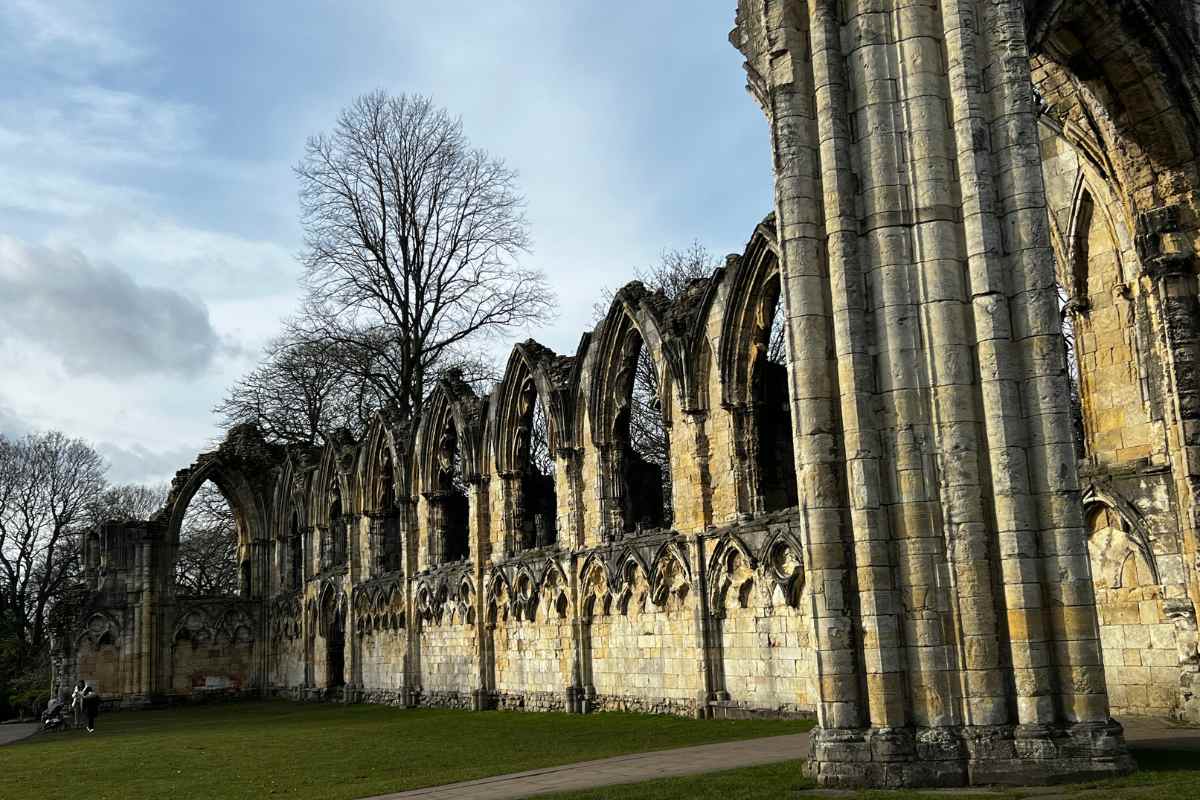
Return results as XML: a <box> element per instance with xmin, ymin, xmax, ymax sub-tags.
<box><xmin>0</xmin><ymin>1</ymin><xmax>773</xmax><ymax>484</ymax></box>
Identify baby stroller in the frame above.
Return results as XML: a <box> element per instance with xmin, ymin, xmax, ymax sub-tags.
<box><xmin>41</xmin><ymin>697</ymin><xmax>67</xmax><ymax>732</ymax></box>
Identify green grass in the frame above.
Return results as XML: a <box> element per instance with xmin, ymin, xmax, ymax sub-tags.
<box><xmin>0</xmin><ymin>701</ymin><xmax>811</xmax><ymax>800</ymax></box>
<box><xmin>538</xmin><ymin>742</ymin><xmax>1200</xmax><ymax>800</ymax></box>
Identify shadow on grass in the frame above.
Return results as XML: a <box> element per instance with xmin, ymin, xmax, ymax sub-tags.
<box><xmin>1129</xmin><ymin>743</ymin><xmax>1200</xmax><ymax>773</ymax></box>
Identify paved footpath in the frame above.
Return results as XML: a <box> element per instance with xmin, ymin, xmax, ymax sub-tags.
<box><xmin>0</xmin><ymin>723</ymin><xmax>39</xmax><ymax>746</ymax></box>
<box><xmin>359</xmin><ymin>733</ymin><xmax>809</xmax><ymax>800</ymax></box>
<box><xmin>1121</xmin><ymin>716</ymin><xmax>1200</xmax><ymax>752</ymax></box>
<box><xmin>359</xmin><ymin>717</ymin><xmax>1200</xmax><ymax>800</ymax></box>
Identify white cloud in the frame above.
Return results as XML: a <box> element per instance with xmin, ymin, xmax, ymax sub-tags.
<box><xmin>0</xmin><ymin>236</ymin><xmax>226</xmax><ymax>378</ymax></box>
<box><xmin>0</xmin><ymin>402</ymin><xmax>31</xmax><ymax>439</ymax></box>
<box><xmin>98</xmin><ymin>441</ymin><xmax>203</xmax><ymax>486</ymax></box>
<box><xmin>48</xmin><ymin>214</ymin><xmax>298</xmax><ymax>302</ymax></box>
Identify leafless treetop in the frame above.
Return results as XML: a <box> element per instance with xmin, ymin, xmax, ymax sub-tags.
<box><xmin>294</xmin><ymin>91</ymin><xmax>554</xmax><ymax>422</ymax></box>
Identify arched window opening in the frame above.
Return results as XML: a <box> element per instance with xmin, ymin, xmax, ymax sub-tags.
<box><xmin>175</xmin><ymin>480</ymin><xmax>240</xmax><ymax>597</ymax></box>
<box><xmin>324</xmin><ymin>488</ymin><xmax>347</xmax><ymax>570</ymax></box>
<box><xmin>751</xmin><ymin>279</ymin><xmax>797</xmax><ymax>511</ymax></box>
<box><xmin>324</xmin><ymin>599</ymin><xmax>346</xmax><ymax>689</ymax></box>
<box><xmin>516</xmin><ymin>380</ymin><xmax>557</xmax><ymax>550</ymax></box>
<box><xmin>435</xmin><ymin>419</ymin><xmax>470</xmax><ymax>563</ymax></box>
<box><xmin>1058</xmin><ymin>283</ymin><xmax>1086</xmax><ymax>458</ymax></box>
<box><xmin>288</xmin><ymin>511</ymin><xmax>303</xmax><ymax>590</ymax></box>
<box><xmin>84</xmin><ymin>532</ymin><xmax>101</xmax><ymax>573</ymax></box>
<box><xmin>619</xmin><ymin>330</ymin><xmax>672</xmax><ymax>532</ymax></box>
<box><xmin>378</xmin><ymin>454</ymin><xmax>402</xmax><ymax>572</ymax></box>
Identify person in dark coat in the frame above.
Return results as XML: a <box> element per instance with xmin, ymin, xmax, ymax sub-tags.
<box><xmin>81</xmin><ymin>683</ymin><xmax>100</xmax><ymax>733</ymax></box>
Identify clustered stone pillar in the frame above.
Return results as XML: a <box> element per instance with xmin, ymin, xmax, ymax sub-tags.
<box><xmin>732</xmin><ymin>0</ymin><xmax>1132</xmax><ymax>787</ymax></box>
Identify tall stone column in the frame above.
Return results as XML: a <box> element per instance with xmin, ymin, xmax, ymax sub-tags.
<box><xmin>731</xmin><ymin>0</ymin><xmax>1131</xmax><ymax>787</ymax></box>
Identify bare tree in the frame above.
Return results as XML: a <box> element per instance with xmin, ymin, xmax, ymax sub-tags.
<box><xmin>86</xmin><ymin>482</ymin><xmax>168</xmax><ymax>526</ymax></box>
<box><xmin>215</xmin><ymin>333</ymin><xmax>381</xmax><ymax>447</ymax></box>
<box><xmin>591</xmin><ymin>241</ymin><xmax>718</xmax><ymax>323</ymax></box>
<box><xmin>175</xmin><ymin>481</ymin><xmax>239</xmax><ymax>597</ymax></box>
<box><xmin>0</xmin><ymin>432</ymin><xmax>106</xmax><ymax>671</ymax></box>
<box><xmin>293</xmin><ymin>90</ymin><xmax>554</xmax><ymax>424</ymax></box>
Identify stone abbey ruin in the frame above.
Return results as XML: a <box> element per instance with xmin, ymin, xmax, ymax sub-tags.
<box><xmin>50</xmin><ymin>0</ymin><xmax>1200</xmax><ymax>789</ymax></box>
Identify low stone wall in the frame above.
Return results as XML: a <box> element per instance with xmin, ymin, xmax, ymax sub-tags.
<box><xmin>418</xmin><ymin>620</ymin><xmax>478</xmax><ymax>698</ymax></box>
<box><xmin>272</xmin><ymin>514</ymin><xmax>820</xmax><ymax>721</ymax></box>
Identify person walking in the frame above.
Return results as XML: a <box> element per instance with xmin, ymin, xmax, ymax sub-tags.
<box><xmin>81</xmin><ymin>683</ymin><xmax>100</xmax><ymax>733</ymax></box>
<box><xmin>70</xmin><ymin>680</ymin><xmax>86</xmax><ymax>729</ymax></box>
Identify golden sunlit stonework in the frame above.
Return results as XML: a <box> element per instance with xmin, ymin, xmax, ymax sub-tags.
<box><xmin>53</xmin><ymin>0</ymin><xmax>1200</xmax><ymax>789</ymax></box>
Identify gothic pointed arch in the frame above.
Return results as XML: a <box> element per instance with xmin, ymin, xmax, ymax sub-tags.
<box><xmin>706</xmin><ymin>536</ymin><xmax>758</xmax><ymax>612</ymax></box>
<box><xmin>1082</xmin><ymin>483</ymin><xmax>1161</xmax><ymax>586</ymax></box>
<box><xmin>317</xmin><ymin>581</ymin><xmax>347</xmax><ymax>689</ymax></box>
<box><xmin>712</xmin><ymin>218</ymin><xmax>797</xmax><ymax>515</ymax></box>
<box><xmin>649</xmin><ymin>541</ymin><xmax>692</xmax><ymax>609</ymax></box>
<box><xmin>157</xmin><ymin>424</ymin><xmax>282</xmax><ymax>599</ymax></box>
<box><xmin>310</xmin><ymin>431</ymin><xmax>358</xmax><ymax>572</ymax></box>
<box><xmin>488</xmin><ymin>341</ymin><xmax>575</xmax><ymax>554</ymax></box>
<box><xmin>272</xmin><ymin>446</ymin><xmax>319</xmax><ymax>592</ymax></box>
<box><xmin>586</xmin><ymin>284</ymin><xmax>681</xmax><ymax>535</ymax></box>
<box><xmin>1029</xmin><ymin>0</ymin><xmax>1200</xmax><ymax>239</ymax></box>
<box><xmin>359</xmin><ymin>410</ymin><xmax>413</xmax><ymax>576</ymax></box>
<box><xmin>578</xmin><ymin>554</ymin><xmax>611</xmax><ymax>620</ymax></box>
<box><xmin>414</xmin><ymin>372</ymin><xmax>485</xmax><ymax>566</ymax></box>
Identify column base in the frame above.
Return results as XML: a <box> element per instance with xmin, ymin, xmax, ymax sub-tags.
<box><xmin>471</xmin><ymin>688</ymin><xmax>497</xmax><ymax>711</ymax></box>
<box><xmin>808</xmin><ymin>721</ymin><xmax>1134</xmax><ymax>789</ymax></box>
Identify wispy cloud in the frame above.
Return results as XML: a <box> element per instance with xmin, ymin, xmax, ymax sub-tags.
<box><xmin>0</xmin><ymin>0</ymin><xmax>145</xmax><ymax>76</ymax></box>
<box><xmin>0</xmin><ymin>86</ymin><xmax>205</xmax><ymax>167</ymax></box>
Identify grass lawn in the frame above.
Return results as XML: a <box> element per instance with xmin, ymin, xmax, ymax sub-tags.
<box><xmin>539</xmin><ymin>742</ymin><xmax>1200</xmax><ymax>800</ymax></box>
<box><xmin>0</xmin><ymin>701</ymin><xmax>810</xmax><ymax>800</ymax></box>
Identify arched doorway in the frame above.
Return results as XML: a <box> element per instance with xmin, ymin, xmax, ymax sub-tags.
<box><xmin>321</xmin><ymin>587</ymin><xmax>346</xmax><ymax>690</ymax></box>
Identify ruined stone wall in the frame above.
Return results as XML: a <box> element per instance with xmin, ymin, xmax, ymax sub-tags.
<box><xmin>357</xmin><ymin>634</ymin><xmax>405</xmax><ymax>695</ymax></box>
<box><xmin>417</xmin><ymin>617</ymin><xmax>478</xmax><ymax>706</ymax></box>
<box><xmin>713</xmin><ymin>561</ymin><xmax>815</xmax><ymax>713</ymax></box>
<box><xmin>491</xmin><ymin>606</ymin><xmax>573</xmax><ymax>711</ymax></box>
<box><xmin>355</xmin><ymin>602</ymin><xmax>407</xmax><ymax>696</ymax></box>
<box><xmin>271</xmin><ymin>632</ymin><xmax>306</xmax><ymax>689</ymax></box>
<box><xmin>55</xmin><ymin>0</ymin><xmax>1200</xmax><ymax>790</ymax></box>
<box><xmin>169</xmin><ymin>638</ymin><xmax>255</xmax><ymax>695</ymax></box>
<box><xmin>587</xmin><ymin>583</ymin><xmax>704</xmax><ymax>715</ymax></box>
<box><xmin>1090</xmin><ymin>506</ymin><xmax>1182</xmax><ymax>715</ymax></box>
<box><xmin>1034</xmin><ymin>0</ymin><xmax>1200</xmax><ymax>722</ymax></box>
<box><xmin>166</xmin><ymin>603</ymin><xmax>259</xmax><ymax>697</ymax></box>
<box><xmin>76</xmin><ymin>636</ymin><xmax>121</xmax><ymax>697</ymax></box>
